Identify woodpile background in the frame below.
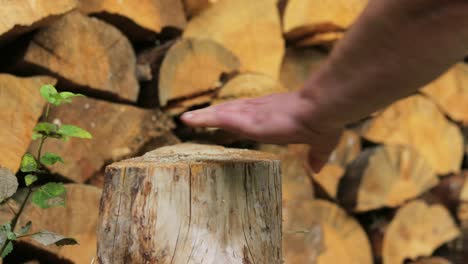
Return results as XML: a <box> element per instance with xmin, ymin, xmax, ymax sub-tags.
<box><xmin>0</xmin><ymin>0</ymin><xmax>467</xmax><ymax>263</ymax></box>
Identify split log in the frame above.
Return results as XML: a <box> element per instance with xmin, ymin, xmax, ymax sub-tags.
<box><xmin>183</xmin><ymin>0</ymin><xmax>216</xmax><ymax>18</ymax></box>
<box><xmin>280</xmin><ymin>47</ymin><xmax>326</xmax><ymax>91</ymax></box>
<box><xmin>295</xmin><ymin>32</ymin><xmax>344</xmax><ymax>47</ymax></box>
<box><xmin>283</xmin><ymin>0</ymin><xmax>367</xmax><ymax>43</ymax></box>
<box><xmin>312</xmin><ymin>130</ymin><xmax>361</xmax><ymax>198</ymax></box>
<box><xmin>78</xmin><ymin>0</ymin><xmax>186</xmax><ymax>41</ymax></box>
<box><xmin>159</xmin><ymin>38</ymin><xmax>240</xmax><ymax>106</ymax></box>
<box><xmin>421</xmin><ymin>63</ymin><xmax>468</xmax><ymax>125</ymax></box>
<box><xmin>337</xmin><ymin>144</ymin><xmax>438</xmax><ymax>212</ymax></box>
<box><xmin>0</xmin><ymin>184</ymin><xmax>101</xmax><ymax>264</ymax></box>
<box><xmin>382</xmin><ymin>200</ymin><xmax>460</xmax><ymax>264</ymax></box>
<box><xmin>258</xmin><ymin>144</ymin><xmax>314</xmax><ymax>201</ymax></box>
<box><xmin>410</xmin><ymin>257</ymin><xmax>451</xmax><ymax>264</ymax></box>
<box><xmin>17</xmin><ymin>12</ymin><xmax>140</xmax><ymax>102</ymax></box>
<box><xmin>28</xmin><ymin>97</ymin><xmax>175</xmax><ymax>183</ymax></box>
<box><xmin>0</xmin><ymin>0</ymin><xmax>76</xmax><ymax>44</ymax></box>
<box><xmin>0</xmin><ymin>74</ymin><xmax>55</xmax><ymax>172</ymax></box>
<box><xmin>98</xmin><ymin>143</ymin><xmax>282</xmax><ymax>263</ymax></box>
<box><xmin>359</xmin><ymin>95</ymin><xmax>464</xmax><ymax>175</ymax></box>
<box><xmin>283</xmin><ymin>199</ymin><xmax>372</xmax><ymax>264</ymax></box>
<box><xmin>165</xmin><ymin>94</ymin><xmax>214</xmax><ymax>116</ymax></box>
<box><xmin>183</xmin><ymin>0</ymin><xmax>285</xmax><ymax>80</ymax></box>
<box><xmin>213</xmin><ymin>73</ymin><xmax>287</xmax><ymax>105</ymax></box>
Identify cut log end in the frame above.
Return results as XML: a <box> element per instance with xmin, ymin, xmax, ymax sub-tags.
<box><xmin>158</xmin><ymin>38</ymin><xmax>240</xmax><ymax>106</ymax></box>
<box><xmin>337</xmin><ymin>144</ymin><xmax>438</xmax><ymax>212</ymax></box>
<box><xmin>183</xmin><ymin>0</ymin><xmax>285</xmax><ymax>80</ymax></box>
<box><xmin>21</xmin><ymin>11</ymin><xmax>140</xmax><ymax>102</ymax></box>
<box><xmin>283</xmin><ymin>199</ymin><xmax>373</xmax><ymax>264</ymax></box>
<box><xmin>359</xmin><ymin>95</ymin><xmax>464</xmax><ymax>175</ymax></box>
<box><xmin>0</xmin><ymin>0</ymin><xmax>77</xmax><ymax>43</ymax></box>
<box><xmin>111</xmin><ymin>143</ymin><xmax>279</xmax><ymax>168</ymax></box>
<box><xmin>383</xmin><ymin>200</ymin><xmax>460</xmax><ymax>264</ymax></box>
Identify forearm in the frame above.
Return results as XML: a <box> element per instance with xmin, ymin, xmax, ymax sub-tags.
<box><xmin>300</xmin><ymin>0</ymin><xmax>468</xmax><ymax>126</ymax></box>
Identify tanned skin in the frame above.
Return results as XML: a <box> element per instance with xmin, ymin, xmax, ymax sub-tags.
<box><xmin>181</xmin><ymin>0</ymin><xmax>468</xmax><ymax>172</ymax></box>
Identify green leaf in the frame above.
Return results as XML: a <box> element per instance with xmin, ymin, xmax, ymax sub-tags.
<box><xmin>58</xmin><ymin>125</ymin><xmax>92</xmax><ymax>139</ymax></box>
<box><xmin>40</xmin><ymin>85</ymin><xmax>83</xmax><ymax>106</ymax></box>
<box><xmin>40</xmin><ymin>84</ymin><xmax>59</xmax><ymax>105</ymax></box>
<box><xmin>0</xmin><ymin>241</ymin><xmax>13</xmax><ymax>258</ymax></box>
<box><xmin>0</xmin><ymin>168</ymin><xmax>18</xmax><ymax>203</ymax></box>
<box><xmin>32</xmin><ymin>132</ymin><xmax>43</xmax><ymax>140</ymax></box>
<box><xmin>34</xmin><ymin>122</ymin><xmax>58</xmax><ymax>135</ymax></box>
<box><xmin>18</xmin><ymin>221</ymin><xmax>32</xmax><ymax>236</ymax></box>
<box><xmin>0</xmin><ymin>224</ymin><xmax>11</xmax><ymax>244</ymax></box>
<box><xmin>24</xmin><ymin>175</ymin><xmax>38</xmax><ymax>187</ymax></box>
<box><xmin>40</xmin><ymin>153</ymin><xmax>64</xmax><ymax>166</ymax></box>
<box><xmin>20</xmin><ymin>153</ymin><xmax>38</xmax><ymax>173</ymax></box>
<box><xmin>6</xmin><ymin>231</ymin><xmax>16</xmax><ymax>240</ymax></box>
<box><xmin>0</xmin><ymin>228</ymin><xmax>6</xmax><ymax>243</ymax></box>
<box><xmin>32</xmin><ymin>231</ymin><xmax>78</xmax><ymax>246</ymax></box>
<box><xmin>57</xmin><ymin>92</ymin><xmax>83</xmax><ymax>104</ymax></box>
<box><xmin>31</xmin><ymin>183</ymin><xmax>66</xmax><ymax>209</ymax></box>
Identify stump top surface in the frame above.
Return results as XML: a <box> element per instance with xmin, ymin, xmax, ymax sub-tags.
<box><xmin>110</xmin><ymin>143</ymin><xmax>279</xmax><ymax>167</ymax></box>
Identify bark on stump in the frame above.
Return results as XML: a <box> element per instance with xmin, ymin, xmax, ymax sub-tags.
<box><xmin>97</xmin><ymin>143</ymin><xmax>282</xmax><ymax>264</ymax></box>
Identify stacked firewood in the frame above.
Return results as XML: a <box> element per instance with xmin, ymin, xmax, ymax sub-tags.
<box><xmin>0</xmin><ymin>0</ymin><xmax>467</xmax><ymax>263</ymax></box>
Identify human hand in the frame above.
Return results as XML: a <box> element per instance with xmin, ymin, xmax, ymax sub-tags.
<box><xmin>180</xmin><ymin>91</ymin><xmax>344</xmax><ymax>172</ymax></box>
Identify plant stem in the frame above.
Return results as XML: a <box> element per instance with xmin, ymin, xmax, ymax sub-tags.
<box><xmin>1</xmin><ymin>103</ymin><xmax>53</xmax><ymax>258</ymax></box>
<box><xmin>37</xmin><ymin>104</ymin><xmax>51</xmax><ymax>161</ymax></box>
<box><xmin>37</xmin><ymin>137</ymin><xmax>46</xmax><ymax>162</ymax></box>
<box><xmin>44</xmin><ymin>104</ymin><xmax>50</xmax><ymax>121</ymax></box>
<box><xmin>0</xmin><ymin>187</ymin><xmax>32</xmax><ymax>258</ymax></box>
<box><xmin>10</xmin><ymin>188</ymin><xmax>32</xmax><ymax>232</ymax></box>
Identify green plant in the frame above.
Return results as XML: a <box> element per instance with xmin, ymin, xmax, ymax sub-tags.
<box><xmin>0</xmin><ymin>84</ymin><xmax>92</xmax><ymax>259</ymax></box>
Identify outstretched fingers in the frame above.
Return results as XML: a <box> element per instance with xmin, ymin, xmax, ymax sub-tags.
<box><xmin>181</xmin><ymin>100</ymin><xmax>259</xmax><ymax>137</ymax></box>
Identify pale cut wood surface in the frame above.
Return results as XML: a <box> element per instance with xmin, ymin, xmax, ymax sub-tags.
<box><xmin>338</xmin><ymin>145</ymin><xmax>438</xmax><ymax>212</ymax></box>
<box><xmin>214</xmin><ymin>73</ymin><xmax>287</xmax><ymax>104</ymax></box>
<box><xmin>98</xmin><ymin>143</ymin><xmax>282</xmax><ymax>263</ymax></box>
<box><xmin>159</xmin><ymin>38</ymin><xmax>240</xmax><ymax>106</ymax></box>
<box><xmin>359</xmin><ymin>95</ymin><xmax>464</xmax><ymax>175</ymax></box>
<box><xmin>283</xmin><ymin>0</ymin><xmax>367</xmax><ymax>39</ymax></box>
<box><xmin>0</xmin><ymin>0</ymin><xmax>77</xmax><ymax>43</ymax></box>
<box><xmin>21</xmin><ymin>11</ymin><xmax>139</xmax><ymax>102</ymax></box>
<box><xmin>312</xmin><ymin>130</ymin><xmax>361</xmax><ymax>198</ymax></box>
<box><xmin>283</xmin><ymin>199</ymin><xmax>373</xmax><ymax>264</ymax></box>
<box><xmin>422</xmin><ymin>63</ymin><xmax>468</xmax><ymax>125</ymax></box>
<box><xmin>383</xmin><ymin>200</ymin><xmax>460</xmax><ymax>264</ymax></box>
<box><xmin>0</xmin><ymin>74</ymin><xmax>55</xmax><ymax>172</ymax></box>
<box><xmin>258</xmin><ymin>144</ymin><xmax>314</xmax><ymax>201</ymax></box>
<box><xmin>79</xmin><ymin>0</ymin><xmax>186</xmax><ymax>40</ymax></box>
<box><xmin>280</xmin><ymin>47</ymin><xmax>326</xmax><ymax>91</ymax></box>
<box><xmin>183</xmin><ymin>0</ymin><xmax>285</xmax><ymax>80</ymax></box>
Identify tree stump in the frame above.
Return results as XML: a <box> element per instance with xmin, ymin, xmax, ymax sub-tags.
<box><xmin>97</xmin><ymin>143</ymin><xmax>282</xmax><ymax>264</ymax></box>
